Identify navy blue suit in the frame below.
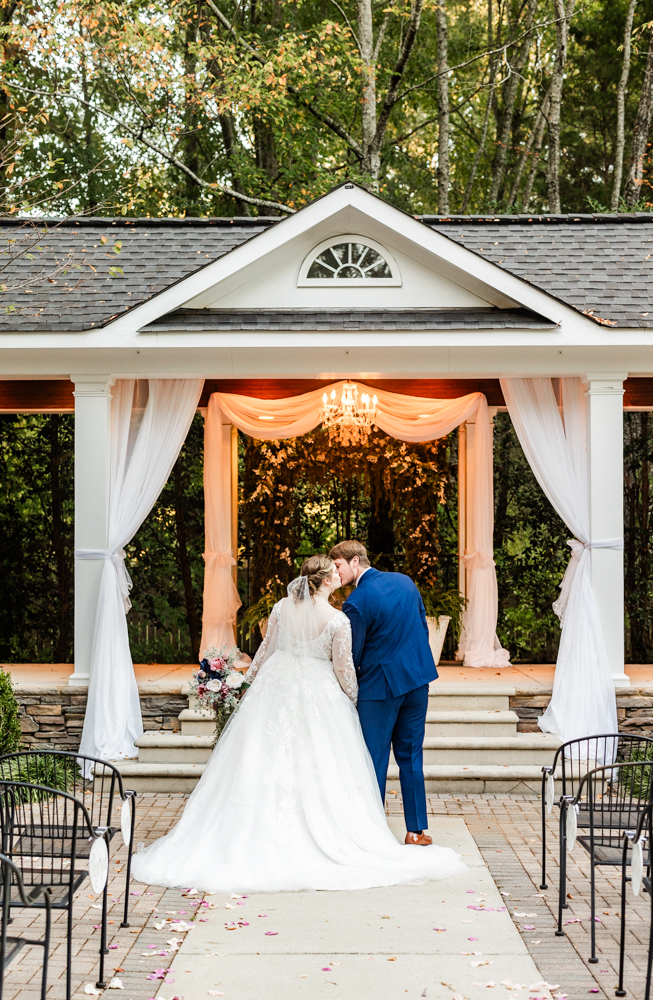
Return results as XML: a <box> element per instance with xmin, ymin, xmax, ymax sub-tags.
<box><xmin>342</xmin><ymin>568</ymin><xmax>437</xmax><ymax>832</ymax></box>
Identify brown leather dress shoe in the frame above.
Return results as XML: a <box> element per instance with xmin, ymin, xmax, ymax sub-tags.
<box><xmin>405</xmin><ymin>831</ymin><xmax>433</xmax><ymax>846</ymax></box>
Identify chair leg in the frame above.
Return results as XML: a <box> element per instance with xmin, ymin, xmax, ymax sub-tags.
<box><xmin>66</xmin><ymin>901</ymin><xmax>73</xmax><ymax>1000</ymax></box>
<box><xmin>96</xmin><ymin>878</ymin><xmax>109</xmax><ymax>989</ymax></box>
<box><xmin>616</xmin><ymin>848</ymin><xmax>628</xmax><ymax>996</ymax></box>
<box><xmin>645</xmin><ymin>879</ymin><xmax>653</xmax><ymax>1000</ymax></box>
<box><xmin>556</xmin><ymin>808</ymin><xmax>566</xmax><ymax>936</ymax></box>
<box><xmin>40</xmin><ymin>908</ymin><xmax>51</xmax><ymax>1000</ymax></box>
<box><xmin>121</xmin><ymin>801</ymin><xmax>136</xmax><ymax>929</ymax></box>
<box><xmin>540</xmin><ymin>783</ymin><xmax>548</xmax><ymax>890</ymax></box>
<box><xmin>589</xmin><ymin>859</ymin><xmax>598</xmax><ymax>962</ymax></box>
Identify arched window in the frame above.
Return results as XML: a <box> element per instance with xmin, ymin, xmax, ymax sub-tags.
<box><xmin>298</xmin><ymin>236</ymin><xmax>401</xmax><ymax>286</ymax></box>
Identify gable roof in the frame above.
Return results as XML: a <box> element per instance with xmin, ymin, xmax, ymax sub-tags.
<box><xmin>1</xmin><ymin>208</ymin><xmax>653</xmax><ymax>331</ymax></box>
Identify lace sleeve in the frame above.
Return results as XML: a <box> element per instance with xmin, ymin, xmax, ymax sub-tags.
<box><xmin>331</xmin><ymin>616</ymin><xmax>358</xmax><ymax>705</ymax></box>
<box><xmin>244</xmin><ymin>602</ymin><xmax>281</xmax><ymax>684</ymax></box>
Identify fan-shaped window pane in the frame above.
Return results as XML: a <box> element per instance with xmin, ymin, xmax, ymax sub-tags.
<box><xmin>306</xmin><ymin>241</ymin><xmax>393</xmax><ymax>280</ymax></box>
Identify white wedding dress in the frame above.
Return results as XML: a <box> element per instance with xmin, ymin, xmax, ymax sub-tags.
<box><xmin>131</xmin><ymin>580</ymin><xmax>466</xmax><ymax>893</ymax></box>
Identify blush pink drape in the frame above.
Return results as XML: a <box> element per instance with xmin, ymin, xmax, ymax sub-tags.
<box><xmin>201</xmin><ymin>382</ymin><xmax>510</xmax><ymax>668</ymax></box>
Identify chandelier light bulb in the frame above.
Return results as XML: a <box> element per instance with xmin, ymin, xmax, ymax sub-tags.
<box><xmin>318</xmin><ymin>382</ymin><xmax>377</xmax><ymax>446</ymax></box>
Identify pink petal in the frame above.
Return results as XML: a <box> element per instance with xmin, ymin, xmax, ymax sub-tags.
<box><xmin>524</xmin><ymin>925</ymin><xmax>536</xmax><ymax>930</ymax></box>
<box><xmin>322</xmin><ymin>967</ymin><xmax>332</xmax><ymax>971</ymax></box>
<box><xmin>265</xmin><ymin>931</ymin><xmax>278</xmax><ymax>936</ymax></box>
<box><xmin>469</xmin><ymin>937</ymin><xmax>478</xmax><ymax>941</ymax></box>
<box><xmin>108</xmin><ymin>945</ymin><xmax>119</xmax><ymax>949</ymax></box>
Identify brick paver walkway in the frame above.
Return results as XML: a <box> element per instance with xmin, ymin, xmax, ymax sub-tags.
<box><xmin>3</xmin><ymin>793</ymin><xmax>651</xmax><ymax>1000</ymax></box>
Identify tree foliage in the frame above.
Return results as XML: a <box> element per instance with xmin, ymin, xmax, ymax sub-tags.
<box><xmin>2</xmin><ymin>0</ymin><xmax>653</xmax><ymax>218</ymax></box>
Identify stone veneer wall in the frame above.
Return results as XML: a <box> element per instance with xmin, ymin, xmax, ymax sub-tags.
<box><xmin>512</xmin><ymin>690</ymin><xmax>653</xmax><ymax>734</ymax></box>
<box><xmin>15</xmin><ymin>685</ymin><xmax>188</xmax><ymax>750</ymax></box>
<box><xmin>13</xmin><ymin>684</ymin><xmax>653</xmax><ymax>749</ymax></box>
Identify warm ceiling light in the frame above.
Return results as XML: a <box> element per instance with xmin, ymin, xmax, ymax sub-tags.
<box><xmin>319</xmin><ymin>382</ymin><xmax>377</xmax><ymax>446</ymax></box>
<box><xmin>258</xmin><ymin>415</ymin><xmax>275</xmax><ymax>420</ymax></box>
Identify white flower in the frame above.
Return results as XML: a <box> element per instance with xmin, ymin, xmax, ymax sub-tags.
<box><xmin>225</xmin><ymin>673</ymin><xmax>244</xmax><ymax>690</ymax></box>
<box><xmin>206</xmin><ymin>679</ymin><xmax>222</xmax><ymax>692</ymax></box>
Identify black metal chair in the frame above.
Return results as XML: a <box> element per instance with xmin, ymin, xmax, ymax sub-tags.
<box><xmin>616</xmin><ymin>800</ymin><xmax>653</xmax><ymax>999</ymax></box>
<box><xmin>0</xmin><ymin>751</ymin><xmax>136</xmax><ymax>923</ymax></box>
<box><xmin>0</xmin><ymin>779</ymin><xmax>110</xmax><ymax>1000</ymax></box>
<box><xmin>558</xmin><ymin>760</ymin><xmax>653</xmax><ymax>965</ymax></box>
<box><xmin>0</xmin><ymin>852</ymin><xmax>51</xmax><ymax>1000</ymax></box>
<box><xmin>540</xmin><ymin>734</ymin><xmax>653</xmax><ymax>891</ymax></box>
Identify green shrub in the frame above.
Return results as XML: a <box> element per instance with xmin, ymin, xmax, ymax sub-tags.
<box><xmin>0</xmin><ymin>670</ymin><xmax>22</xmax><ymax>756</ymax></box>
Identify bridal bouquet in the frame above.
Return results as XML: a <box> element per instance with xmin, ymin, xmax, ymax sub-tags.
<box><xmin>191</xmin><ymin>645</ymin><xmax>250</xmax><ymax>737</ymax></box>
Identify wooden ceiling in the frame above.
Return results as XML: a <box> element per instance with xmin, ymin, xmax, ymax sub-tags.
<box><xmin>2</xmin><ymin>377</ymin><xmax>653</xmax><ymax>411</ymax></box>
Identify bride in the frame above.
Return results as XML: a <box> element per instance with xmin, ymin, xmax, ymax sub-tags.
<box><xmin>131</xmin><ymin>555</ymin><xmax>466</xmax><ymax>892</ymax></box>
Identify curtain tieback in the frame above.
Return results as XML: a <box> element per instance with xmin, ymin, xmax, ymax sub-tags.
<box><xmin>462</xmin><ymin>549</ymin><xmax>495</xmax><ymax>569</ymax></box>
<box><xmin>203</xmin><ymin>550</ymin><xmax>236</xmax><ymax>568</ymax></box>
<box><xmin>75</xmin><ymin>548</ymin><xmax>133</xmax><ymax>612</ymax></box>
<box><xmin>553</xmin><ymin>537</ymin><xmax>625</xmax><ymax>624</ymax></box>
<box><xmin>567</xmin><ymin>538</ymin><xmax>624</xmax><ymax>557</ymax></box>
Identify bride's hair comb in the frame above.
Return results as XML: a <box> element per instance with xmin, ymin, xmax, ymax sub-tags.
<box><xmin>298</xmin><ymin>554</ymin><xmax>334</xmax><ymax>599</ymax></box>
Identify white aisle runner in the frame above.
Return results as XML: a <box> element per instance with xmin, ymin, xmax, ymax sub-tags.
<box><xmin>154</xmin><ymin>817</ymin><xmax>553</xmax><ymax>1000</ymax></box>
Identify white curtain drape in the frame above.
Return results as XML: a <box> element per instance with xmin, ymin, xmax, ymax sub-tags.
<box><xmin>78</xmin><ymin>378</ymin><xmax>204</xmax><ymax>763</ymax></box>
<box><xmin>204</xmin><ymin>381</ymin><xmax>510</xmax><ymax>668</ymax></box>
<box><xmin>500</xmin><ymin>377</ymin><xmax>618</xmax><ymax>743</ymax></box>
<box><xmin>200</xmin><ymin>401</ymin><xmax>241</xmax><ymax>652</ymax></box>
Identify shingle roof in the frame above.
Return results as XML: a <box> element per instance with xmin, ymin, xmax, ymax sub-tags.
<box><xmin>0</xmin><ymin>217</ymin><xmax>274</xmax><ymax>331</ymax></box>
<box><xmin>1</xmin><ymin>211</ymin><xmax>652</xmax><ymax>331</ymax></box>
<box><xmin>426</xmin><ymin>214</ymin><xmax>653</xmax><ymax>328</ymax></box>
<box><xmin>142</xmin><ymin>306</ymin><xmax>554</xmax><ymax>332</ymax></box>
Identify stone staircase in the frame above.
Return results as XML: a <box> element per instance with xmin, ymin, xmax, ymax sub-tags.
<box><xmin>114</xmin><ymin>683</ymin><xmax>559</xmax><ymax>794</ymax></box>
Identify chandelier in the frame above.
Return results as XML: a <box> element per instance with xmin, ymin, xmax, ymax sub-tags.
<box><xmin>320</xmin><ymin>382</ymin><xmax>378</xmax><ymax>446</ymax></box>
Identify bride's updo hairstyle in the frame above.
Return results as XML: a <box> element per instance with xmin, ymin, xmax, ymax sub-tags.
<box><xmin>299</xmin><ymin>554</ymin><xmax>334</xmax><ymax>599</ymax></box>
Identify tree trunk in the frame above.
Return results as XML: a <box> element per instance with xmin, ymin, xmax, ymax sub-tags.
<box><xmin>546</xmin><ymin>0</ymin><xmax>576</xmax><ymax>213</ymax></box>
<box><xmin>489</xmin><ymin>0</ymin><xmax>539</xmax><ymax>205</ymax></box>
<box><xmin>218</xmin><ymin>114</ymin><xmax>250</xmax><ymax>216</ymax></box>
<box><xmin>435</xmin><ymin>0</ymin><xmax>450</xmax><ymax>213</ymax></box>
<box><xmin>357</xmin><ymin>0</ymin><xmax>379</xmax><ymax>179</ymax></box>
<box><xmin>611</xmin><ymin>0</ymin><xmax>638</xmax><ymax>210</ymax></box>
<box><xmin>174</xmin><ymin>460</ymin><xmax>201</xmax><ymax>661</ymax></box>
<box><xmin>522</xmin><ymin>94</ymin><xmax>551</xmax><ymax>211</ymax></box>
<box><xmin>624</xmin><ymin>25</ymin><xmax>653</xmax><ymax>206</ymax></box>
<box><xmin>461</xmin><ymin>0</ymin><xmax>496</xmax><ymax>212</ymax></box>
<box><xmin>49</xmin><ymin>416</ymin><xmax>72</xmax><ymax>662</ymax></box>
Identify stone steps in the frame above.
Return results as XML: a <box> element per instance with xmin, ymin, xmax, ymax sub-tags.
<box><xmin>115</xmin><ymin>681</ymin><xmax>558</xmax><ymax>793</ymax></box>
<box><xmin>424</xmin><ymin>710</ymin><xmax>519</xmax><ymax>736</ymax></box>
<box><xmin>112</xmin><ymin>759</ymin><xmax>552</xmax><ymax>795</ymax></box>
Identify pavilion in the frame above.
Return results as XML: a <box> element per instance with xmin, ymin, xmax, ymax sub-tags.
<box><xmin>1</xmin><ymin>181</ymin><xmax>651</xmax><ymax>774</ymax></box>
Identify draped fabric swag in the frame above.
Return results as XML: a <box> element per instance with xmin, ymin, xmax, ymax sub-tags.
<box><xmin>202</xmin><ymin>382</ymin><xmax>510</xmax><ymax>669</ymax></box>
<box><xmin>500</xmin><ymin>377</ymin><xmax>618</xmax><ymax>745</ymax></box>
<box><xmin>79</xmin><ymin>378</ymin><xmax>204</xmax><ymax>764</ymax></box>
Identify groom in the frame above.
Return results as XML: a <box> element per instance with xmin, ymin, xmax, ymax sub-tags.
<box><xmin>330</xmin><ymin>541</ymin><xmax>437</xmax><ymax>846</ymax></box>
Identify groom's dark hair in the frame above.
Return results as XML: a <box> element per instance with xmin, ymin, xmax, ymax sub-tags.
<box><xmin>329</xmin><ymin>540</ymin><xmax>370</xmax><ymax>566</ymax></box>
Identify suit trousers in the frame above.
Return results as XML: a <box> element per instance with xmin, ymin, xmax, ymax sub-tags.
<box><xmin>357</xmin><ymin>682</ymin><xmax>429</xmax><ymax>833</ymax></box>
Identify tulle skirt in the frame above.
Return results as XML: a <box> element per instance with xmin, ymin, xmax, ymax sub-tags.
<box><xmin>131</xmin><ymin>651</ymin><xmax>466</xmax><ymax>892</ymax></box>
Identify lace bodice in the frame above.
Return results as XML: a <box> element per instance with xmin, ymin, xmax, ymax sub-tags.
<box><xmin>244</xmin><ymin>600</ymin><xmax>358</xmax><ymax>704</ymax></box>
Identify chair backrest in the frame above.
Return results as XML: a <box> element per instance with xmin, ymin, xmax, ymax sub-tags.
<box><xmin>0</xmin><ymin>751</ymin><xmax>125</xmax><ymax>831</ymax></box>
<box><xmin>0</xmin><ymin>780</ymin><xmax>96</xmax><ymax>889</ymax></box>
<box><xmin>574</xmin><ymin>760</ymin><xmax>653</xmax><ymax>852</ymax></box>
<box><xmin>552</xmin><ymin>734</ymin><xmax>653</xmax><ymax>799</ymax></box>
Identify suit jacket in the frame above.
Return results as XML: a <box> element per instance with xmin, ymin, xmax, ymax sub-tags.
<box><xmin>342</xmin><ymin>567</ymin><xmax>437</xmax><ymax>701</ymax></box>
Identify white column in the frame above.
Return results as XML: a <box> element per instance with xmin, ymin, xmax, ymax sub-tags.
<box><xmin>582</xmin><ymin>374</ymin><xmax>629</xmax><ymax>689</ymax></box>
<box><xmin>70</xmin><ymin>376</ymin><xmax>115</xmax><ymax>687</ymax></box>
<box><xmin>457</xmin><ymin>422</ymin><xmax>467</xmax><ymax>599</ymax></box>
